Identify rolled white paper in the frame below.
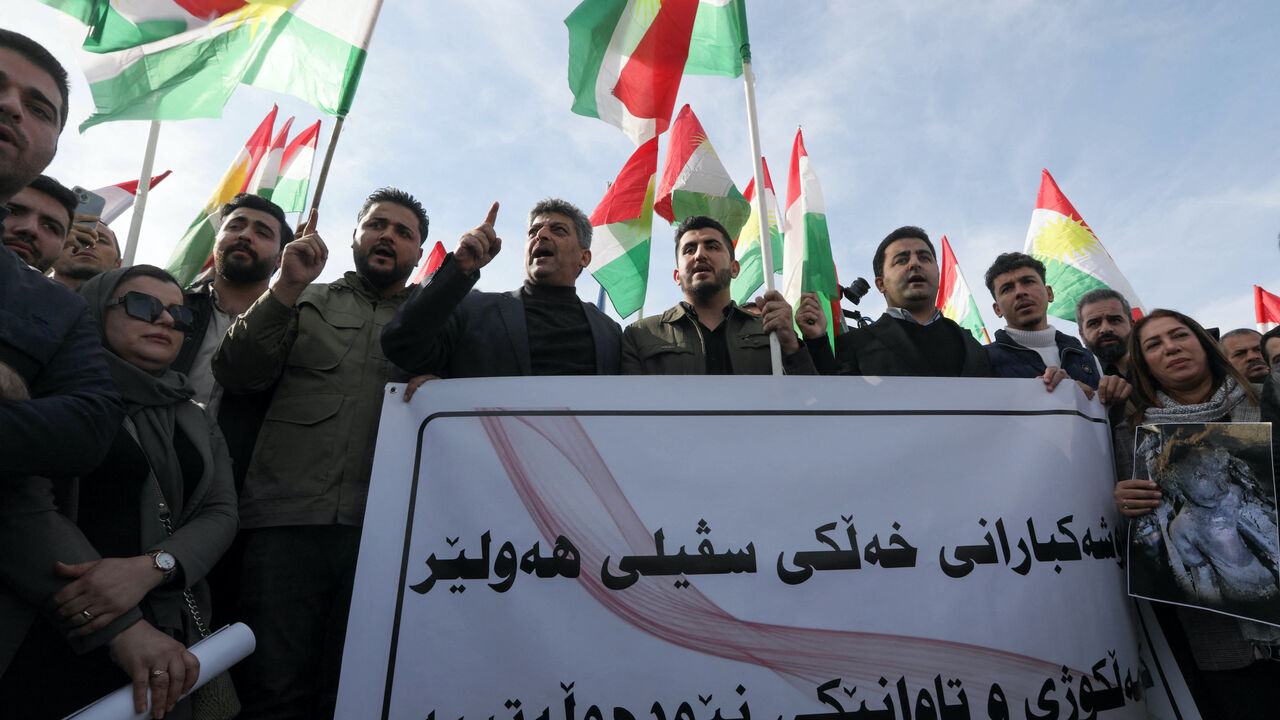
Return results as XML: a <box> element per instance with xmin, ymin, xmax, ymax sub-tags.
<box><xmin>64</xmin><ymin>622</ymin><xmax>256</xmax><ymax>720</ymax></box>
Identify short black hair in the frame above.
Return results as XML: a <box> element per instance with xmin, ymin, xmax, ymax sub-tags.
<box><xmin>530</xmin><ymin>198</ymin><xmax>590</xmax><ymax>249</ymax></box>
<box><xmin>23</xmin><ymin>174</ymin><xmax>76</xmax><ymax>231</ymax></box>
<box><xmin>1261</xmin><ymin>326</ymin><xmax>1280</xmax><ymax>364</ymax></box>
<box><xmin>984</xmin><ymin>252</ymin><xmax>1046</xmax><ymax>297</ymax></box>
<box><xmin>674</xmin><ymin>215</ymin><xmax>734</xmax><ymax>260</ymax></box>
<box><xmin>1074</xmin><ymin>287</ymin><xmax>1131</xmax><ymax>326</ymax></box>
<box><xmin>872</xmin><ymin>226</ymin><xmax>933</xmax><ymax>278</ymax></box>
<box><xmin>361</xmin><ymin>187</ymin><xmax>429</xmax><ymax>245</ymax></box>
<box><xmin>221</xmin><ymin>193</ymin><xmax>292</xmax><ymax>250</ymax></box>
<box><xmin>0</xmin><ymin>29</ymin><xmax>70</xmax><ymax>131</ymax></box>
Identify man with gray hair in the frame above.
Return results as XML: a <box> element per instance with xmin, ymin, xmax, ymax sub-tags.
<box><xmin>383</xmin><ymin>198</ymin><xmax>621</xmax><ymax>377</ymax></box>
<box><xmin>1221</xmin><ymin>328</ymin><xmax>1269</xmax><ymax>384</ymax></box>
<box><xmin>1075</xmin><ymin>287</ymin><xmax>1134</xmax><ymax>378</ymax></box>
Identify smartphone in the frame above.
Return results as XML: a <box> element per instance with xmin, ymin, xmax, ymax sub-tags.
<box><xmin>71</xmin><ymin>186</ymin><xmax>106</xmax><ymax>224</ymax></box>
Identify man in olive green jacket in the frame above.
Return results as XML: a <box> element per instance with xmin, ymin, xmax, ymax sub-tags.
<box><xmin>212</xmin><ymin>187</ymin><xmax>427</xmax><ymax>719</ymax></box>
<box><xmin>622</xmin><ymin>215</ymin><xmax>821</xmax><ymax>375</ymax></box>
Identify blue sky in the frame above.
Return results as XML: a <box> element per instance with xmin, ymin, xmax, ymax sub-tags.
<box><xmin>9</xmin><ymin>1</ymin><xmax>1280</xmax><ymax>337</ymax></box>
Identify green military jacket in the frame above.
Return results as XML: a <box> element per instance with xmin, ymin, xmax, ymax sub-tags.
<box><xmin>621</xmin><ymin>302</ymin><xmax>817</xmax><ymax>375</ymax></box>
<box><xmin>212</xmin><ymin>273</ymin><xmax>411</xmax><ymax>529</ymax></box>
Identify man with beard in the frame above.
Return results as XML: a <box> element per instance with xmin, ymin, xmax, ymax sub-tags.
<box><xmin>51</xmin><ymin>218</ymin><xmax>122</xmax><ymax>290</ymax></box>
<box><xmin>174</xmin><ymin>193</ymin><xmax>291</xmax><ymax>422</ymax></box>
<box><xmin>819</xmin><ymin>226</ymin><xmax>989</xmax><ymax>377</ymax></box>
<box><xmin>0</xmin><ymin>32</ymin><xmax>193</xmax><ymax>718</ymax></box>
<box><xmin>621</xmin><ymin>215</ymin><xmax>816</xmax><ymax>374</ymax></box>
<box><xmin>213</xmin><ymin>187</ymin><xmax>427</xmax><ymax>718</ymax></box>
<box><xmin>1220</xmin><ymin>328</ymin><xmax>1270</xmax><ymax>384</ymax></box>
<box><xmin>382</xmin><ymin>197</ymin><xmax>621</xmax><ymax>377</ymax></box>
<box><xmin>2</xmin><ymin>174</ymin><xmax>76</xmax><ymax>273</ymax></box>
<box><xmin>170</xmin><ymin>194</ymin><xmax>290</xmax><ymax>635</ymax></box>
<box><xmin>1075</xmin><ymin>288</ymin><xmax>1134</xmax><ymax>378</ymax></box>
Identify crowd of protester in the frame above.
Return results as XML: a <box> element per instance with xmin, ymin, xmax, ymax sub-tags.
<box><xmin>3</xmin><ymin>29</ymin><xmax>1279</xmax><ymax>720</ymax></box>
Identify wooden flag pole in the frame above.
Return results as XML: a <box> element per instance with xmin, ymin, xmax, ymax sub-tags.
<box><xmin>306</xmin><ymin>115</ymin><xmax>344</xmax><ymax>216</ymax></box>
<box><xmin>122</xmin><ymin>120</ymin><xmax>160</xmax><ymax>266</ymax></box>
<box><xmin>741</xmin><ymin>58</ymin><xmax>782</xmax><ymax>375</ymax></box>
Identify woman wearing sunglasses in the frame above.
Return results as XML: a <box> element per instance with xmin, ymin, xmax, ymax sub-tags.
<box><xmin>1</xmin><ymin>266</ymin><xmax>236</xmax><ymax>719</ymax></box>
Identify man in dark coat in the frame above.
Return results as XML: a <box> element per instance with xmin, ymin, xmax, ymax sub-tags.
<box><xmin>818</xmin><ymin>226</ymin><xmax>989</xmax><ymax>377</ymax></box>
<box><xmin>382</xmin><ymin>198</ymin><xmax>621</xmax><ymax>377</ymax></box>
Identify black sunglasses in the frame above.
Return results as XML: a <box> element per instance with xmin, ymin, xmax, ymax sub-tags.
<box><xmin>106</xmin><ymin>291</ymin><xmax>194</xmax><ymax>332</ymax></box>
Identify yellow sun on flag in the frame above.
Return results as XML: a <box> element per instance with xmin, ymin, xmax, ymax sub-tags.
<box><xmin>1030</xmin><ymin>216</ymin><xmax>1103</xmax><ymax>262</ymax></box>
<box><xmin>211</xmin><ymin>0</ymin><xmax>297</xmax><ymax>40</ymax></box>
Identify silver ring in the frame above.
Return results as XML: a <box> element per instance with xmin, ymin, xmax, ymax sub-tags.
<box><xmin>150</xmin><ymin>669</ymin><xmax>168</xmax><ymax>678</ymax></box>
<box><xmin>80</xmin><ymin>609</ymin><xmax>93</xmax><ymax>622</ymax></box>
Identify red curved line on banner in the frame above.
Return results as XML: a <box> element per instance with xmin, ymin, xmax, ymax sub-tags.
<box><xmin>477</xmin><ymin>412</ymin><xmax>1074</xmax><ymax>699</ymax></box>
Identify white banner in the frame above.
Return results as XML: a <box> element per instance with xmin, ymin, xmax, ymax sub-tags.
<box><xmin>340</xmin><ymin>377</ymin><xmax>1149</xmax><ymax>720</ymax></box>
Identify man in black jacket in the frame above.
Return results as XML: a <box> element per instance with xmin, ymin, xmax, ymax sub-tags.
<box><xmin>172</xmin><ymin>193</ymin><xmax>290</xmax><ymax>469</ymax></box>
<box><xmin>819</xmin><ymin>226</ymin><xmax>989</xmax><ymax>377</ymax></box>
<box><xmin>382</xmin><ymin>198</ymin><xmax>621</xmax><ymax>377</ymax></box>
<box><xmin>170</xmin><ymin>193</ymin><xmax>290</xmax><ymax>628</ymax></box>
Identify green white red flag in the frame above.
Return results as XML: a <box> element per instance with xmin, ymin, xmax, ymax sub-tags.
<box><xmin>587</xmin><ymin>138</ymin><xmax>659</xmax><ymax>318</ymax></box>
<box><xmin>565</xmin><ymin>0</ymin><xmax>749</xmax><ymax>144</ymax></box>
<box><xmin>781</xmin><ymin>129</ymin><xmax>841</xmax><ymax>348</ymax></box>
<box><xmin>1023</xmin><ymin>169</ymin><xmax>1144</xmax><ymax>321</ymax></box>
<box><xmin>1256</xmin><ymin>286</ymin><xmax>1280</xmax><ymax>333</ymax></box>
<box><xmin>729</xmin><ymin>157</ymin><xmax>783</xmax><ymax>306</ymax></box>
<box><xmin>273</xmin><ymin>120</ymin><xmax>321</xmax><ymax>214</ymax></box>
<box><xmin>247</xmin><ymin>116</ymin><xmax>293</xmax><ymax>202</ymax></box>
<box><xmin>936</xmin><ymin>236</ymin><xmax>990</xmax><ymax>343</ymax></box>
<box><xmin>165</xmin><ymin>105</ymin><xmax>277</xmax><ymax>287</ymax></box>
<box><xmin>654</xmin><ymin>104</ymin><xmax>749</xmax><ymax>236</ymax></box>
<box><xmin>41</xmin><ymin>0</ymin><xmax>382</xmax><ymax>131</ymax></box>
<box><xmin>93</xmin><ymin>171</ymin><xmax>173</xmax><ymax>225</ymax></box>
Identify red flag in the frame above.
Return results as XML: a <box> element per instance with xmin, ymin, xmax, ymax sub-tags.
<box><xmin>1255</xmin><ymin>285</ymin><xmax>1280</xmax><ymax>332</ymax></box>
<box><xmin>411</xmin><ymin>241</ymin><xmax>447</xmax><ymax>285</ymax></box>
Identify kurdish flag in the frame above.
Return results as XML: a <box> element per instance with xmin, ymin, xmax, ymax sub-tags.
<box><xmin>41</xmin><ymin>0</ymin><xmax>382</xmax><ymax>131</ymax></box>
<box><xmin>1023</xmin><ymin>169</ymin><xmax>1144</xmax><ymax>322</ymax></box>
<box><xmin>588</xmin><ymin>138</ymin><xmax>660</xmax><ymax>318</ymax></box>
<box><xmin>93</xmin><ymin>171</ymin><xmax>173</xmax><ymax>224</ymax></box>
<box><xmin>654</xmin><ymin>105</ymin><xmax>749</xmax><ymax>236</ymax></box>
<box><xmin>937</xmin><ymin>236</ymin><xmax>990</xmax><ymax>343</ymax></box>
<box><xmin>1256</xmin><ymin>286</ymin><xmax>1280</xmax><ymax>333</ymax></box>
<box><xmin>165</xmin><ymin>106</ymin><xmax>277</xmax><ymax>287</ymax></box>
<box><xmin>729</xmin><ymin>157</ymin><xmax>783</xmax><ymax>306</ymax></box>
<box><xmin>781</xmin><ymin>129</ymin><xmax>841</xmax><ymax>348</ymax></box>
<box><xmin>247</xmin><ymin>116</ymin><xmax>294</xmax><ymax>202</ymax></box>
<box><xmin>566</xmin><ymin>0</ymin><xmax>749</xmax><ymax>144</ymax></box>
<box><xmin>273</xmin><ymin>120</ymin><xmax>321</xmax><ymax>213</ymax></box>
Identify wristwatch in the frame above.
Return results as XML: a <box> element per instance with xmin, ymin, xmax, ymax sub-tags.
<box><xmin>147</xmin><ymin>550</ymin><xmax>177</xmax><ymax>582</ymax></box>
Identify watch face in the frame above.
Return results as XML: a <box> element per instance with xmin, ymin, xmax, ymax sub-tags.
<box><xmin>155</xmin><ymin>552</ymin><xmax>176</xmax><ymax>571</ymax></box>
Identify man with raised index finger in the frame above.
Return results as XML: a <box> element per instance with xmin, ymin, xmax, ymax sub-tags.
<box><xmin>213</xmin><ymin>187</ymin><xmax>427</xmax><ymax>718</ymax></box>
<box><xmin>382</xmin><ymin>198</ymin><xmax>622</xmax><ymax>378</ymax></box>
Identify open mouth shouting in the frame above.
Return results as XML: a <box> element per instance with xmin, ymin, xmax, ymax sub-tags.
<box><xmin>369</xmin><ymin>241</ymin><xmax>397</xmax><ymax>263</ymax></box>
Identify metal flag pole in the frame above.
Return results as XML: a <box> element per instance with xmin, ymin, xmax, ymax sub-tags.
<box><xmin>122</xmin><ymin>120</ymin><xmax>160</xmax><ymax>266</ymax></box>
<box><xmin>741</xmin><ymin>58</ymin><xmax>782</xmax><ymax>375</ymax></box>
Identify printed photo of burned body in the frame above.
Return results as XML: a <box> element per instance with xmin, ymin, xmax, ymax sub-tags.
<box><xmin>1129</xmin><ymin>423</ymin><xmax>1280</xmax><ymax>625</ymax></box>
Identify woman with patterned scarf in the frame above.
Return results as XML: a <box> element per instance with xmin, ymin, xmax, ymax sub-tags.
<box><xmin>1114</xmin><ymin>308</ymin><xmax>1280</xmax><ymax>716</ymax></box>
